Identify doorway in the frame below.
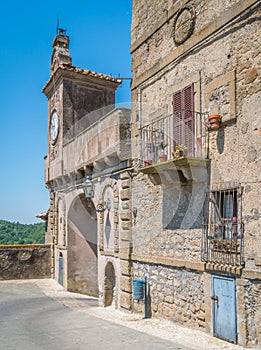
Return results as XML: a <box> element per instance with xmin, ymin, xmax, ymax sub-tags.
<box><xmin>103</xmin><ymin>262</ymin><xmax>116</xmax><ymax>307</ymax></box>
<box><xmin>212</xmin><ymin>275</ymin><xmax>237</xmax><ymax>343</ymax></box>
<box><xmin>67</xmin><ymin>194</ymin><xmax>98</xmax><ymax>296</ymax></box>
<box><xmin>58</xmin><ymin>252</ymin><xmax>64</xmax><ymax>286</ymax></box>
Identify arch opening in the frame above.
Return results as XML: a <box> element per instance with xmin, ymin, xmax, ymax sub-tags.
<box><xmin>67</xmin><ymin>193</ymin><xmax>98</xmax><ymax>296</ymax></box>
<box><xmin>103</xmin><ymin>261</ymin><xmax>116</xmax><ymax>307</ymax></box>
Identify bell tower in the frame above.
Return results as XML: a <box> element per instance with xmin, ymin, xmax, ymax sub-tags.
<box><xmin>50</xmin><ymin>28</ymin><xmax>72</xmax><ymax>74</ymax></box>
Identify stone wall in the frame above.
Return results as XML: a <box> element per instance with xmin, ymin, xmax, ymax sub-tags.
<box><xmin>245</xmin><ymin>280</ymin><xmax>261</xmax><ymax>346</ymax></box>
<box><xmin>133</xmin><ymin>261</ymin><xmax>205</xmax><ymax>328</ymax></box>
<box><xmin>132</xmin><ymin>172</ymin><xmax>202</xmax><ymax>261</ymax></box>
<box><xmin>130</xmin><ymin>0</ymin><xmax>260</xmax><ymax>347</ymax></box>
<box><xmin>131</xmin><ymin>0</ymin><xmax>261</xmax><ymax>269</ymax></box>
<box><xmin>0</xmin><ymin>245</ymin><xmax>51</xmax><ymax>280</ymax></box>
<box><xmin>131</xmin><ymin>0</ymin><xmax>169</xmax><ymax>42</ymax></box>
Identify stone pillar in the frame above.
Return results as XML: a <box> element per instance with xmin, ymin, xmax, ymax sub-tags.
<box><xmin>47</xmin><ymin>191</ymin><xmax>56</xmax><ymax>278</ymax></box>
<box><xmin>237</xmin><ymin>279</ymin><xmax>248</xmax><ymax>347</ymax></box>
<box><xmin>119</xmin><ymin>171</ymin><xmax>133</xmax><ymax>311</ymax></box>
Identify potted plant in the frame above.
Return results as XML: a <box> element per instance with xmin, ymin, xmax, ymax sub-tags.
<box><xmin>208</xmin><ymin>114</ymin><xmax>221</xmax><ymax>129</ymax></box>
<box><xmin>172</xmin><ymin>145</ymin><xmax>187</xmax><ymax>159</ymax></box>
<box><xmin>158</xmin><ymin>140</ymin><xmax>168</xmax><ymax>162</ymax></box>
<box><xmin>144</xmin><ymin>160</ymin><xmax>152</xmax><ymax>166</ymax></box>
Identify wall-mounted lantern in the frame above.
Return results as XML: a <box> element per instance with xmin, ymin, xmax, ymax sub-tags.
<box><xmin>83</xmin><ymin>176</ymin><xmax>111</xmax><ymax>213</ymax></box>
<box><xmin>83</xmin><ymin>177</ymin><xmax>94</xmax><ymax>200</ymax></box>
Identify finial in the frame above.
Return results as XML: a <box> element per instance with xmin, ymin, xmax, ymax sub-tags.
<box><xmin>56</xmin><ymin>15</ymin><xmax>67</xmax><ymax>36</ymax></box>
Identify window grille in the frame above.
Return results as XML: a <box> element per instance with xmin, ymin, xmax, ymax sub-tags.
<box><xmin>202</xmin><ymin>185</ymin><xmax>244</xmax><ymax>266</ymax></box>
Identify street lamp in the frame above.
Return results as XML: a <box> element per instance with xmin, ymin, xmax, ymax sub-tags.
<box><xmin>83</xmin><ymin>176</ymin><xmax>111</xmax><ymax>213</ymax></box>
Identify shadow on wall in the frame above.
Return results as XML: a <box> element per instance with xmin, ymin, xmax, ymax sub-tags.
<box><xmin>217</xmin><ymin>127</ymin><xmax>225</xmax><ymax>154</ymax></box>
<box><xmin>67</xmin><ymin>194</ymin><xmax>98</xmax><ymax>296</ymax></box>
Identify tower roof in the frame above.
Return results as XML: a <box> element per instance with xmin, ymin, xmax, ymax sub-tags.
<box><xmin>50</xmin><ymin>30</ymin><xmax>72</xmax><ymax>74</ymax></box>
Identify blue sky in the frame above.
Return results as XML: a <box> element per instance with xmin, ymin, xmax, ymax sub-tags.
<box><xmin>0</xmin><ymin>0</ymin><xmax>132</xmax><ymax>224</ymax></box>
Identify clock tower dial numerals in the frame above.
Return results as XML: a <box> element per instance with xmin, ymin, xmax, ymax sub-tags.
<box><xmin>50</xmin><ymin>112</ymin><xmax>59</xmax><ymax>142</ymax></box>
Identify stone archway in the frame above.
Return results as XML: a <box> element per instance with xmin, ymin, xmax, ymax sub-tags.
<box><xmin>103</xmin><ymin>261</ymin><xmax>116</xmax><ymax>307</ymax></box>
<box><xmin>67</xmin><ymin>193</ymin><xmax>98</xmax><ymax>296</ymax></box>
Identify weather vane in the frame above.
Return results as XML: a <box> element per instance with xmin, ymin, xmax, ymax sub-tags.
<box><xmin>56</xmin><ymin>15</ymin><xmax>67</xmax><ymax>36</ymax></box>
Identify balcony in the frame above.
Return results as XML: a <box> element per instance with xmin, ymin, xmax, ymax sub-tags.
<box><xmin>139</xmin><ymin>111</ymin><xmax>208</xmax><ymax>164</ymax></box>
<box><xmin>63</xmin><ymin>108</ymin><xmax>131</xmax><ymax>175</ymax></box>
<box><xmin>138</xmin><ymin>111</ymin><xmax>209</xmax><ymax>184</ymax></box>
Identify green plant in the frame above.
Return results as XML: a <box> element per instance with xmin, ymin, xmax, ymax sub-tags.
<box><xmin>172</xmin><ymin>144</ymin><xmax>187</xmax><ymax>158</ymax></box>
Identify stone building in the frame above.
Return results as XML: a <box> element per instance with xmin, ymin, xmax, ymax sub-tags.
<box><xmin>43</xmin><ymin>29</ymin><xmax>132</xmax><ymax>302</ymax></box>
<box><xmin>43</xmin><ymin>0</ymin><xmax>261</xmax><ymax>347</ymax></box>
<box><xmin>129</xmin><ymin>0</ymin><xmax>260</xmax><ymax>347</ymax></box>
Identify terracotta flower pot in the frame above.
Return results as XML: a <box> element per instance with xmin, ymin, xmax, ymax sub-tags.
<box><xmin>144</xmin><ymin>160</ymin><xmax>152</xmax><ymax>166</ymax></box>
<box><xmin>208</xmin><ymin>114</ymin><xmax>221</xmax><ymax>129</ymax></box>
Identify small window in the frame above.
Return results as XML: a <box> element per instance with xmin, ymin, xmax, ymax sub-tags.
<box><xmin>211</xmin><ymin>190</ymin><xmax>238</xmax><ymax>241</ymax></box>
<box><xmin>202</xmin><ymin>186</ymin><xmax>244</xmax><ymax>265</ymax></box>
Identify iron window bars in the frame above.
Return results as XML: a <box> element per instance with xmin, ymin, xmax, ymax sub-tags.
<box><xmin>202</xmin><ymin>184</ymin><xmax>244</xmax><ymax>266</ymax></box>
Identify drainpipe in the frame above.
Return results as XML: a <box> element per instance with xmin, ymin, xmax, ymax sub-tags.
<box><xmin>137</xmin><ymin>87</ymin><xmax>142</xmax><ymax>163</ymax></box>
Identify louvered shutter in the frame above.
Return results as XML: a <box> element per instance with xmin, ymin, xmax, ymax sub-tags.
<box><xmin>173</xmin><ymin>90</ymin><xmax>182</xmax><ymax>148</ymax></box>
<box><xmin>183</xmin><ymin>84</ymin><xmax>194</xmax><ymax>156</ymax></box>
<box><xmin>172</xmin><ymin>84</ymin><xmax>194</xmax><ymax>157</ymax></box>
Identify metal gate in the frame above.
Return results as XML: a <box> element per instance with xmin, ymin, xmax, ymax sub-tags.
<box><xmin>58</xmin><ymin>254</ymin><xmax>64</xmax><ymax>286</ymax></box>
<box><xmin>212</xmin><ymin>275</ymin><xmax>237</xmax><ymax>343</ymax></box>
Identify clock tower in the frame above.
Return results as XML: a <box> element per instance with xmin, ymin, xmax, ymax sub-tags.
<box><xmin>43</xmin><ymin>30</ymin><xmax>121</xmax><ymax>184</ymax></box>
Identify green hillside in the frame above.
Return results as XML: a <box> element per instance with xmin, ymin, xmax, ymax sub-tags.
<box><xmin>0</xmin><ymin>220</ymin><xmax>45</xmax><ymax>245</ymax></box>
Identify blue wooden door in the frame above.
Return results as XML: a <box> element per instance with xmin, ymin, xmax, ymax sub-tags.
<box><xmin>58</xmin><ymin>255</ymin><xmax>64</xmax><ymax>286</ymax></box>
<box><xmin>212</xmin><ymin>275</ymin><xmax>237</xmax><ymax>343</ymax></box>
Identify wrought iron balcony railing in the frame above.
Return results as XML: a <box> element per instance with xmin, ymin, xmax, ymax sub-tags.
<box><xmin>139</xmin><ymin>110</ymin><xmax>209</xmax><ymax>166</ymax></box>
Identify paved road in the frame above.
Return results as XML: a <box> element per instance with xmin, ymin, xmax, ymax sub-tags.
<box><xmin>0</xmin><ymin>281</ymin><xmax>190</xmax><ymax>350</ymax></box>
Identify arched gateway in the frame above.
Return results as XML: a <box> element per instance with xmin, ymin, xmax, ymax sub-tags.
<box><xmin>67</xmin><ymin>194</ymin><xmax>98</xmax><ymax>296</ymax></box>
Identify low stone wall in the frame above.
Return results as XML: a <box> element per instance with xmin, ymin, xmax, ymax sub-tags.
<box><xmin>0</xmin><ymin>245</ymin><xmax>51</xmax><ymax>280</ymax></box>
<box><xmin>133</xmin><ymin>261</ymin><xmax>205</xmax><ymax>329</ymax></box>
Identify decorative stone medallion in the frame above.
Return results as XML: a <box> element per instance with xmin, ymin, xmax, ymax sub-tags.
<box><xmin>173</xmin><ymin>5</ymin><xmax>195</xmax><ymax>45</ymax></box>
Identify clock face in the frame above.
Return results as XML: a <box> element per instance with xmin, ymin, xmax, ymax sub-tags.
<box><xmin>50</xmin><ymin>112</ymin><xmax>59</xmax><ymax>142</ymax></box>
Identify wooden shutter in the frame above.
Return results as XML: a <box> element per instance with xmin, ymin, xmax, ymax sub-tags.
<box><xmin>172</xmin><ymin>83</ymin><xmax>194</xmax><ymax>156</ymax></box>
<box><xmin>173</xmin><ymin>90</ymin><xmax>182</xmax><ymax>148</ymax></box>
<box><xmin>183</xmin><ymin>84</ymin><xmax>194</xmax><ymax>156</ymax></box>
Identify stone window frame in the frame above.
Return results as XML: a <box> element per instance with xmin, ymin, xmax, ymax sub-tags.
<box><xmin>99</xmin><ymin>178</ymin><xmax>119</xmax><ymax>254</ymax></box>
<box><xmin>205</xmin><ymin>70</ymin><xmax>236</xmax><ymax>124</ymax></box>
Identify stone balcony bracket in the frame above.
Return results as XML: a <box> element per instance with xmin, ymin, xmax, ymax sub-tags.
<box><xmin>139</xmin><ymin>157</ymin><xmax>210</xmax><ymax>185</ymax></box>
